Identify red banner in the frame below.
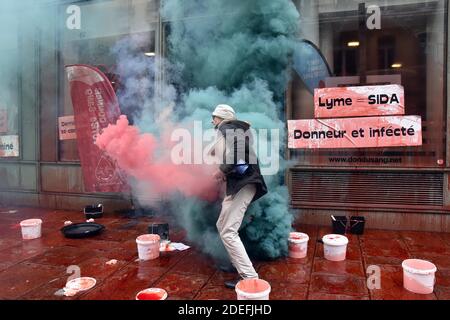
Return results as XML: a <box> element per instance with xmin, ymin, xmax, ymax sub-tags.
<box><xmin>314</xmin><ymin>84</ymin><xmax>405</xmax><ymax>119</ymax></box>
<box><xmin>288</xmin><ymin>116</ymin><xmax>422</xmax><ymax>149</ymax></box>
<box><xmin>65</xmin><ymin>64</ymin><xmax>129</xmax><ymax>192</ymax></box>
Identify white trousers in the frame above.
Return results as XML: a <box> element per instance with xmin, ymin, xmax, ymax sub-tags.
<box><xmin>216</xmin><ymin>183</ymin><xmax>258</xmax><ymax>279</ymax></box>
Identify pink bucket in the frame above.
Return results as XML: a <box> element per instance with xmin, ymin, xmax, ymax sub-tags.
<box><xmin>402</xmin><ymin>259</ymin><xmax>437</xmax><ymax>294</ymax></box>
<box><xmin>288</xmin><ymin>232</ymin><xmax>309</xmax><ymax>259</ymax></box>
<box><xmin>235</xmin><ymin>279</ymin><xmax>271</xmax><ymax>300</ymax></box>
<box><xmin>20</xmin><ymin>219</ymin><xmax>43</xmax><ymax>240</ymax></box>
<box><xmin>136</xmin><ymin>234</ymin><xmax>160</xmax><ymax>261</ymax></box>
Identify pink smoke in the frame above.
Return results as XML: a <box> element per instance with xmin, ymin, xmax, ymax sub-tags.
<box><xmin>96</xmin><ymin>115</ymin><xmax>220</xmax><ymax>202</ymax></box>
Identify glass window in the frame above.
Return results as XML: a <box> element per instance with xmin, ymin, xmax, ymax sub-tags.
<box><xmin>0</xmin><ymin>10</ymin><xmax>19</xmax><ymax>139</ymax></box>
<box><xmin>59</xmin><ymin>0</ymin><xmax>159</xmax><ymax>161</ymax></box>
<box><xmin>290</xmin><ymin>0</ymin><xmax>447</xmax><ymax>168</ymax></box>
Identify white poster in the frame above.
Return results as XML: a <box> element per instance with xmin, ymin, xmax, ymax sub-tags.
<box><xmin>58</xmin><ymin>115</ymin><xmax>77</xmax><ymax>140</ymax></box>
<box><xmin>0</xmin><ymin>135</ymin><xmax>19</xmax><ymax>157</ymax></box>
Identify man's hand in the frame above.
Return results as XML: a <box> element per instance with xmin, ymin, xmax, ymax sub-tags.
<box><xmin>213</xmin><ymin>169</ymin><xmax>226</xmax><ymax>182</ymax></box>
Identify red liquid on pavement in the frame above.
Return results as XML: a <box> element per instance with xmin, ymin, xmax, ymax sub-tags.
<box><xmin>137</xmin><ymin>291</ymin><xmax>165</xmax><ymax>300</ymax></box>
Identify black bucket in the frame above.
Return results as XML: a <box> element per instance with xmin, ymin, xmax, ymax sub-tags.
<box><xmin>84</xmin><ymin>204</ymin><xmax>103</xmax><ymax>219</ymax></box>
<box><xmin>331</xmin><ymin>216</ymin><xmax>348</xmax><ymax>234</ymax></box>
<box><xmin>350</xmin><ymin>216</ymin><xmax>366</xmax><ymax>235</ymax></box>
<box><xmin>148</xmin><ymin>223</ymin><xmax>169</xmax><ymax>241</ymax></box>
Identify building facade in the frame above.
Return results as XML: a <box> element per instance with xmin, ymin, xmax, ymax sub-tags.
<box><xmin>0</xmin><ymin>0</ymin><xmax>449</xmax><ymax>231</ymax></box>
<box><xmin>288</xmin><ymin>0</ymin><xmax>449</xmax><ymax>231</ymax></box>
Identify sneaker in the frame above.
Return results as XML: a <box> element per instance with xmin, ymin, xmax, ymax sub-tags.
<box><xmin>224</xmin><ymin>278</ymin><xmax>242</xmax><ymax>289</ymax></box>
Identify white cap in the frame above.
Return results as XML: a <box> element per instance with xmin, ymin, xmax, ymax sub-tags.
<box><xmin>20</xmin><ymin>219</ymin><xmax>42</xmax><ymax>226</ymax></box>
<box><xmin>288</xmin><ymin>232</ymin><xmax>309</xmax><ymax>244</ymax></box>
<box><xmin>322</xmin><ymin>234</ymin><xmax>349</xmax><ymax>246</ymax></box>
<box><xmin>402</xmin><ymin>259</ymin><xmax>437</xmax><ymax>275</ymax></box>
<box><xmin>212</xmin><ymin>104</ymin><xmax>236</xmax><ymax>121</ymax></box>
<box><xmin>136</xmin><ymin>234</ymin><xmax>160</xmax><ymax>244</ymax></box>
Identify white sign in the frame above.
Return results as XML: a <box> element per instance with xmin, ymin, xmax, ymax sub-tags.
<box><xmin>0</xmin><ymin>135</ymin><xmax>19</xmax><ymax>157</ymax></box>
<box><xmin>59</xmin><ymin>115</ymin><xmax>77</xmax><ymax>140</ymax></box>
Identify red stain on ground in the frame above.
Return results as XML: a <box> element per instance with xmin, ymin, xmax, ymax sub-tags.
<box><xmin>0</xmin><ymin>207</ymin><xmax>449</xmax><ymax>300</ymax></box>
<box><xmin>136</xmin><ymin>289</ymin><xmax>166</xmax><ymax>300</ymax></box>
<box><xmin>137</xmin><ymin>292</ymin><xmax>163</xmax><ymax>300</ymax></box>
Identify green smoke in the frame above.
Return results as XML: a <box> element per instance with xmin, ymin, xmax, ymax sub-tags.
<box><xmin>163</xmin><ymin>0</ymin><xmax>298</xmax><ymax>99</ymax></box>
<box><xmin>161</xmin><ymin>0</ymin><xmax>300</xmax><ymax>260</ymax></box>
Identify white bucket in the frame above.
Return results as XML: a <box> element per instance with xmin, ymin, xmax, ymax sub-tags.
<box><xmin>235</xmin><ymin>278</ymin><xmax>271</xmax><ymax>300</ymax></box>
<box><xmin>402</xmin><ymin>259</ymin><xmax>437</xmax><ymax>294</ymax></box>
<box><xmin>288</xmin><ymin>232</ymin><xmax>309</xmax><ymax>259</ymax></box>
<box><xmin>20</xmin><ymin>219</ymin><xmax>43</xmax><ymax>240</ymax></box>
<box><xmin>136</xmin><ymin>234</ymin><xmax>160</xmax><ymax>261</ymax></box>
<box><xmin>322</xmin><ymin>234</ymin><xmax>348</xmax><ymax>261</ymax></box>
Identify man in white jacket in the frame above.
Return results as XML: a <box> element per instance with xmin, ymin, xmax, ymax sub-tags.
<box><xmin>209</xmin><ymin>104</ymin><xmax>267</xmax><ymax>289</ymax></box>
